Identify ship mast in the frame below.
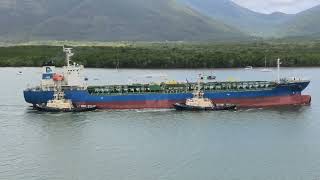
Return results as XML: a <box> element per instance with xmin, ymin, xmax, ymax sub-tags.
<box><xmin>264</xmin><ymin>56</ymin><xmax>267</xmax><ymax>68</ymax></box>
<box><xmin>63</xmin><ymin>47</ymin><xmax>74</xmax><ymax>67</ymax></box>
<box><xmin>194</xmin><ymin>74</ymin><xmax>203</xmax><ymax>98</ymax></box>
<box><xmin>277</xmin><ymin>58</ymin><xmax>281</xmax><ymax>83</ymax></box>
<box><xmin>197</xmin><ymin>74</ymin><xmax>202</xmax><ymax>92</ymax></box>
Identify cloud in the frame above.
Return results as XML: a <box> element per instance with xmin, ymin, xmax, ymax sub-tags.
<box><xmin>232</xmin><ymin>0</ymin><xmax>320</xmax><ymax>14</ymax></box>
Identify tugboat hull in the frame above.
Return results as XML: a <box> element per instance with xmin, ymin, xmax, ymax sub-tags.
<box><xmin>173</xmin><ymin>103</ymin><xmax>236</xmax><ymax>111</ymax></box>
<box><xmin>34</xmin><ymin>105</ymin><xmax>97</xmax><ymax>113</ymax></box>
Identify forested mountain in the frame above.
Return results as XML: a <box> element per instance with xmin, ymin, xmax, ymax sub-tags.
<box><xmin>279</xmin><ymin>5</ymin><xmax>320</xmax><ymax>38</ymax></box>
<box><xmin>179</xmin><ymin>0</ymin><xmax>292</xmax><ymax>37</ymax></box>
<box><xmin>0</xmin><ymin>0</ymin><xmax>246</xmax><ymax>41</ymax></box>
<box><xmin>1</xmin><ymin>0</ymin><xmax>320</xmax><ymax>41</ymax></box>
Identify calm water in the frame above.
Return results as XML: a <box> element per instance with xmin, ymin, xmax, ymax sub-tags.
<box><xmin>0</xmin><ymin>67</ymin><xmax>319</xmax><ymax>180</ymax></box>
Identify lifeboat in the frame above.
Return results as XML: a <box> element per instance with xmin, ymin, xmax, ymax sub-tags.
<box><xmin>53</xmin><ymin>74</ymin><xmax>64</xmax><ymax>81</ymax></box>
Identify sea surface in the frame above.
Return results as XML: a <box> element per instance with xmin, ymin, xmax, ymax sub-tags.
<box><xmin>0</xmin><ymin>67</ymin><xmax>319</xmax><ymax>180</ymax></box>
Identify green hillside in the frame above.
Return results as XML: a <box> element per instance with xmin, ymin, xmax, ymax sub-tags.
<box><xmin>178</xmin><ymin>0</ymin><xmax>292</xmax><ymax>37</ymax></box>
<box><xmin>0</xmin><ymin>0</ymin><xmax>246</xmax><ymax>41</ymax></box>
<box><xmin>280</xmin><ymin>5</ymin><xmax>320</xmax><ymax>38</ymax></box>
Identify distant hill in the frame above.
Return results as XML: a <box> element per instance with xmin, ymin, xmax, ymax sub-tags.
<box><xmin>178</xmin><ymin>0</ymin><xmax>293</xmax><ymax>37</ymax></box>
<box><xmin>0</xmin><ymin>0</ymin><xmax>246</xmax><ymax>41</ymax></box>
<box><xmin>280</xmin><ymin>5</ymin><xmax>320</xmax><ymax>38</ymax></box>
<box><xmin>4</xmin><ymin>0</ymin><xmax>320</xmax><ymax>41</ymax></box>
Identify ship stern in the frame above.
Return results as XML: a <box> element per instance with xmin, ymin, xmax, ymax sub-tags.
<box><xmin>23</xmin><ymin>89</ymin><xmax>54</xmax><ymax>106</ymax></box>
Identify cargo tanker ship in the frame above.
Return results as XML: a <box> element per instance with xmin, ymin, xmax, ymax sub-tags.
<box><xmin>23</xmin><ymin>48</ymin><xmax>311</xmax><ymax>109</ymax></box>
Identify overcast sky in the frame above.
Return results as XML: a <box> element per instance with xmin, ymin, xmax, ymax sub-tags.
<box><xmin>232</xmin><ymin>0</ymin><xmax>320</xmax><ymax>14</ymax></box>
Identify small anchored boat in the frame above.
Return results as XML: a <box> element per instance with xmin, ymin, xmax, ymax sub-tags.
<box><xmin>260</xmin><ymin>57</ymin><xmax>272</xmax><ymax>72</ymax></box>
<box><xmin>244</xmin><ymin>66</ymin><xmax>253</xmax><ymax>70</ymax></box>
<box><xmin>174</xmin><ymin>75</ymin><xmax>237</xmax><ymax>111</ymax></box>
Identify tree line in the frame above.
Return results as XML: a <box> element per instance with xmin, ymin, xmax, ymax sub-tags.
<box><xmin>0</xmin><ymin>42</ymin><xmax>320</xmax><ymax>68</ymax></box>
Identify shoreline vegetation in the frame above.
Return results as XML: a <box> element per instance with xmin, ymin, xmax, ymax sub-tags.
<box><xmin>0</xmin><ymin>41</ymin><xmax>320</xmax><ymax>68</ymax></box>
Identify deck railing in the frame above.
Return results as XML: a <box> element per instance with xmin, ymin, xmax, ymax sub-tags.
<box><xmin>87</xmin><ymin>81</ymin><xmax>277</xmax><ymax>96</ymax></box>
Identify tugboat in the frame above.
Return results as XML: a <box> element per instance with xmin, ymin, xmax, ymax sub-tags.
<box><xmin>34</xmin><ymin>73</ymin><xmax>96</xmax><ymax>113</ymax></box>
<box><xmin>34</xmin><ymin>91</ymin><xmax>97</xmax><ymax>112</ymax></box>
<box><xmin>173</xmin><ymin>76</ymin><xmax>237</xmax><ymax>111</ymax></box>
